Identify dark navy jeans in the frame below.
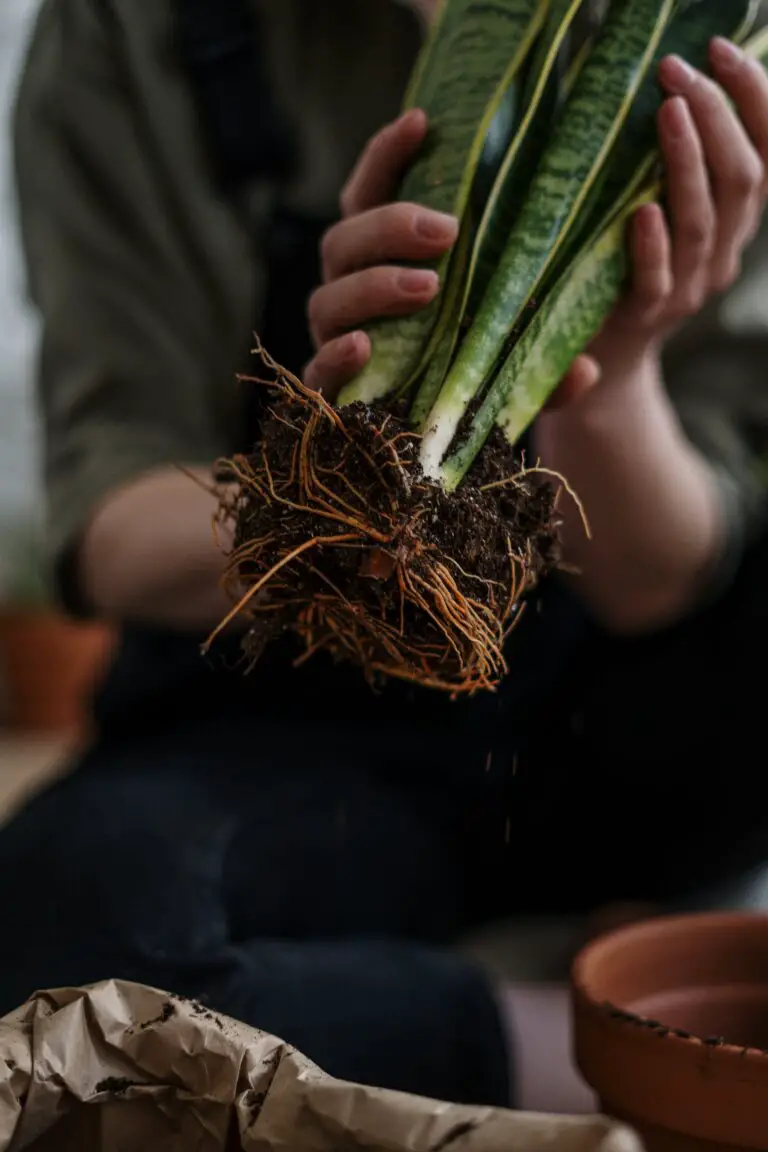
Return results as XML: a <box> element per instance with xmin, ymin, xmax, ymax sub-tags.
<box><xmin>2</xmin><ymin>511</ymin><xmax>768</xmax><ymax>1107</ymax></box>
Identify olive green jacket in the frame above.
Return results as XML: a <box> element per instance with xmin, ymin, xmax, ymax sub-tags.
<box><xmin>13</xmin><ymin>0</ymin><xmax>768</xmax><ymax>604</ymax></box>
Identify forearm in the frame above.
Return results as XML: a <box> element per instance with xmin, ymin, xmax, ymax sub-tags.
<box><xmin>80</xmin><ymin>465</ymin><xmax>237</xmax><ymax>631</ymax></box>
<box><xmin>533</xmin><ymin>355</ymin><xmax>726</xmax><ymax>633</ymax></box>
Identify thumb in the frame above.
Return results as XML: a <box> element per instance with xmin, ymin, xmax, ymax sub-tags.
<box><xmin>544</xmin><ymin>354</ymin><xmax>601</xmax><ymax>413</ymax></box>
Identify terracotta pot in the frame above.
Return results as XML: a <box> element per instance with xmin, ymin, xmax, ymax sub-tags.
<box><xmin>0</xmin><ymin>609</ymin><xmax>115</xmax><ymax>735</ymax></box>
<box><xmin>572</xmin><ymin>912</ymin><xmax>768</xmax><ymax>1152</ymax></box>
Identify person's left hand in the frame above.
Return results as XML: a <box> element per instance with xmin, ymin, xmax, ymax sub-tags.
<box><xmin>550</xmin><ymin>36</ymin><xmax>768</xmax><ymax>410</ymax></box>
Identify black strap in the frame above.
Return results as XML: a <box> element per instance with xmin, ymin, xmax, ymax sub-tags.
<box><xmin>175</xmin><ymin>0</ymin><xmax>297</xmax><ymax>191</ymax></box>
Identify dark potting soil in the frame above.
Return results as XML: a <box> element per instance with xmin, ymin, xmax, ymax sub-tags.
<box><xmin>601</xmin><ymin>1001</ymin><xmax>768</xmax><ymax>1058</ymax></box>
<box><xmin>139</xmin><ymin>1000</ymin><xmax>176</xmax><ymax>1030</ymax></box>
<box><xmin>215</xmin><ymin>378</ymin><xmax>561</xmax><ymax>694</ymax></box>
<box><xmin>94</xmin><ymin>1077</ymin><xmax>146</xmax><ymax>1095</ymax></box>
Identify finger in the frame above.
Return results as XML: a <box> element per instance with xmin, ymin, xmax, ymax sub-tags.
<box><xmin>544</xmin><ymin>355</ymin><xmax>601</xmax><ymax>412</ymax></box>
<box><xmin>308</xmin><ymin>266</ymin><xmax>439</xmax><ymax>347</ymax></box>
<box><xmin>657</xmin><ymin>94</ymin><xmax>716</xmax><ymax>314</ymax></box>
<box><xmin>625</xmin><ymin>203</ymin><xmax>673</xmax><ymax>324</ymax></box>
<box><xmin>340</xmin><ymin>109</ymin><xmax>428</xmax><ymax>219</ymax></box>
<box><xmin>304</xmin><ymin>331</ymin><xmax>371</xmax><ymax>400</ymax></box>
<box><xmin>710</xmin><ymin>37</ymin><xmax>768</xmax><ymax>192</ymax></box>
<box><xmin>321</xmin><ymin>203</ymin><xmax>458</xmax><ymax>283</ymax></box>
<box><xmin>661</xmin><ymin>52</ymin><xmax>763</xmax><ymax>290</ymax></box>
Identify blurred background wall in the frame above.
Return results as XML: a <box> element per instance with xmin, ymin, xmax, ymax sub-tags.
<box><xmin>0</xmin><ymin>2</ymin><xmax>114</xmax><ymax>744</ymax></box>
<box><xmin>0</xmin><ymin>0</ymin><xmax>39</xmax><ymax>544</ymax></box>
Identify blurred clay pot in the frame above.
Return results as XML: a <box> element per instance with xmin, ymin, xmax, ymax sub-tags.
<box><xmin>0</xmin><ymin>609</ymin><xmax>115</xmax><ymax>735</ymax></box>
<box><xmin>572</xmin><ymin>912</ymin><xmax>768</xmax><ymax>1151</ymax></box>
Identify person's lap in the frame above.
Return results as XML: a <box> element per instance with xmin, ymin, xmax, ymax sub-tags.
<box><xmin>2</xmin><ymin>511</ymin><xmax>767</xmax><ymax>1105</ymax></box>
<box><xmin>0</xmin><ymin>686</ymin><xmax>761</xmax><ymax>1107</ymax></box>
<box><xmin>0</xmin><ymin>719</ymin><xmax>512</xmax><ymax>1104</ymax></box>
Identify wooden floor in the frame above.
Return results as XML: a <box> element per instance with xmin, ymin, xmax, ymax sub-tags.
<box><xmin>0</xmin><ymin>733</ymin><xmax>71</xmax><ymax>824</ymax></box>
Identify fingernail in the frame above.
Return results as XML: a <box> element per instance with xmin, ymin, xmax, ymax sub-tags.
<box><xmin>662</xmin><ymin>54</ymin><xmax>697</xmax><ymax>93</ymax></box>
<box><xmin>341</xmin><ymin>331</ymin><xmax>366</xmax><ymax>359</ymax></box>
<box><xmin>636</xmin><ymin>202</ymin><xmax>660</xmax><ymax>239</ymax></box>
<box><xmin>710</xmin><ymin>37</ymin><xmax>742</xmax><ymax>72</ymax></box>
<box><xmin>664</xmin><ymin>96</ymin><xmax>691</xmax><ymax>139</ymax></box>
<box><xmin>398</xmin><ymin>108</ymin><xmax>427</xmax><ymax>132</ymax></box>
<box><xmin>398</xmin><ymin>269</ymin><xmax>439</xmax><ymax>295</ymax></box>
<box><xmin>416</xmin><ymin>211</ymin><xmax>459</xmax><ymax>241</ymax></box>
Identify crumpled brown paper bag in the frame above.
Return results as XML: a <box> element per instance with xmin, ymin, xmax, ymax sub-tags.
<box><xmin>0</xmin><ymin>980</ymin><xmax>642</xmax><ymax>1152</ymax></box>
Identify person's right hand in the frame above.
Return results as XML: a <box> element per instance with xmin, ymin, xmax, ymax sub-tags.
<box><xmin>304</xmin><ymin>108</ymin><xmax>459</xmax><ymax>396</ymax></box>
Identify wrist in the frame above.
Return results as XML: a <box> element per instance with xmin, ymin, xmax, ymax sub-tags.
<box><xmin>532</xmin><ymin>353</ymin><xmax>727</xmax><ymax>633</ymax></box>
<box><xmin>82</xmin><ymin>465</ymin><xmax>234</xmax><ymax>629</ymax></box>
<box><xmin>536</xmin><ymin>346</ymin><xmax>662</xmax><ymax>450</ymax></box>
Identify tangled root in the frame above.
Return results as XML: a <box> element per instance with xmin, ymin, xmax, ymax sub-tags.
<box><xmin>205</xmin><ymin>347</ymin><xmax>563</xmax><ymax>696</ymax></box>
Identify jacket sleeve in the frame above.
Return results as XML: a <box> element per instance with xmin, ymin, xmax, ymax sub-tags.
<box><xmin>663</xmin><ymin>209</ymin><xmax>768</xmax><ymax>601</ymax></box>
<box><xmin>13</xmin><ymin>0</ymin><xmax>261</xmax><ymax>610</ymax></box>
<box><xmin>660</xmin><ymin>1</ymin><xmax>768</xmax><ymax>600</ymax></box>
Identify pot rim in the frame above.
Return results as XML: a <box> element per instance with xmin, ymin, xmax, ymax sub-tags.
<box><xmin>573</xmin><ymin>910</ymin><xmax>768</xmax><ymax>1058</ymax></box>
<box><xmin>571</xmin><ymin>911</ymin><xmax>768</xmax><ymax>1147</ymax></box>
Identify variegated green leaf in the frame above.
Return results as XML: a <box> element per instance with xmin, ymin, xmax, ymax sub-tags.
<box><xmin>338</xmin><ymin>0</ymin><xmax>545</xmax><ymax>407</ymax></box>
<box><xmin>419</xmin><ymin>0</ymin><xmax>677</xmax><ymax>478</ymax></box>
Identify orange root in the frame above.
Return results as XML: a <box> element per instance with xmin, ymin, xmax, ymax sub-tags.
<box><xmin>205</xmin><ymin>345</ymin><xmax>560</xmax><ymax>697</ymax></box>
